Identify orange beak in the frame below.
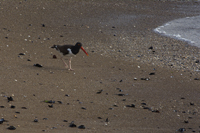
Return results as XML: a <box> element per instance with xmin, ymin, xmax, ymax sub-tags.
<box><xmin>81</xmin><ymin>46</ymin><xmax>89</xmax><ymax>56</ymax></box>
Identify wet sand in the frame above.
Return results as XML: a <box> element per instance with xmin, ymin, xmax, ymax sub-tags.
<box><xmin>0</xmin><ymin>0</ymin><xmax>200</xmax><ymax>132</ymax></box>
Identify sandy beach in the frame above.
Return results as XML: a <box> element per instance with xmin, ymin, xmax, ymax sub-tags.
<box><xmin>0</xmin><ymin>0</ymin><xmax>200</xmax><ymax>132</ymax></box>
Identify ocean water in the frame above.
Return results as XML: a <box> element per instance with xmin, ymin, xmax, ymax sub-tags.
<box><xmin>154</xmin><ymin>15</ymin><xmax>200</xmax><ymax>48</ymax></box>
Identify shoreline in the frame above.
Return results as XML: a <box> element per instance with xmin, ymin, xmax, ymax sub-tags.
<box><xmin>0</xmin><ymin>1</ymin><xmax>200</xmax><ymax>132</ymax></box>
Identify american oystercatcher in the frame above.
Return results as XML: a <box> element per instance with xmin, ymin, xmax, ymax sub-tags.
<box><xmin>51</xmin><ymin>42</ymin><xmax>88</xmax><ymax>70</ymax></box>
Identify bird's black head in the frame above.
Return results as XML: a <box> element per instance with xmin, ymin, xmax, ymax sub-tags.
<box><xmin>75</xmin><ymin>42</ymin><xmax>82</xmax><ymax>48</ymax></box>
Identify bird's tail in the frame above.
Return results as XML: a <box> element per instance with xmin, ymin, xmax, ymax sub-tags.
<box><xmin>51</xmin><ymin>45</ymin><xmax>57</xmax><ymax>49</ymax></box>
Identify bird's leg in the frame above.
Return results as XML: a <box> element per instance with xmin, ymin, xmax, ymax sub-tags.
<box><xmin>68</xmin><ymin>57</ymin><xmax>74</xmax><ymax>71</ymax></box>
<box><xmin>61</xmin><ymin>57</ymin><xmax>68</xmax><ymax>69</ymax></box>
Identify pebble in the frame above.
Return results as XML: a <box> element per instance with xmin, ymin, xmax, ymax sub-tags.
<box><xmin>96</xmin><ymin>90</ymin><xmax>103</xmax><ymax>94</ymax></box>
<box><xmin>126</xmin><ymin>104</ymin><xmax>135</xmax><ymax>108</ymax></box>
<box><xmin>33</xmin><ymin>64</ymin><xmax>42</xmax><ymax>67</ymax></box>
<box><xmin>69</xmin><ymin>121</ymin><xmax>76</xmax><ymax>127</ymax></box>
<box><xmin>10</xmin><ymin>105</ymin><xmax>15</xmax><ymax>109</ymax></box>
<box><xmin>7</xmin><ymin>96</ymin><xmax>13</xmax><ymax>102</ymax></box>
<box><xmin>34</xmin><ymin>118</ymin><xmax>38</xmax><ymax>122</ymax></box>
<box><xmin>7</xmin><ymin>126</ymin><xmax>16</xmax><ymax>130</ymax></box>
<box><xmin>78</xmin><ymin>125</ymin><xmax>86</xmax><ymax>129</ymax></box>
<box><xmin>0</xmin><ymin>118</ymin><xmax>4</xmax><ymax>124</ymax></box>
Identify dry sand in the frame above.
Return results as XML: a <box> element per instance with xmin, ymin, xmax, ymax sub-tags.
<box><xmin>0</xmin><ymin>0</ymin><xmax>200</xmax><ymax>132</ymax></box>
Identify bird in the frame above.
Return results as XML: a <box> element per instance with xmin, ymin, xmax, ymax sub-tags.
<box><xmin>51</xmin><ymin>42</ymin><xmax>88</xmax><ymax>70</ymax></box>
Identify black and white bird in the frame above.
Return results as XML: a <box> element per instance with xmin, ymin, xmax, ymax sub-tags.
<box><xmin>51</xmin><ymin>42</ymin><xmax>88</xmax><ymax>70</ymax></box>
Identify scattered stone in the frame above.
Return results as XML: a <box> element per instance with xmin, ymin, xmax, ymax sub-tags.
<box><xmin>116</xmin><ymin>94</ymin><xmax>125</xmax><ymax>96</ymax></box>
<box><xmin>42</xmin><ymin>24</ymin><xmax>45</xmax><ymax>27</ymax></box>
<box><xmin>34</xmin><ymin>118</ymin><xmax>38</xmax><ymax>122</ymax></box>
<box><xmin>21</xmin><ymin>107</ymin><xmax>27</xmax><ymax>109</ymax></box>
<box><xmin>53</xmin><ymin>55</ymin><xmax>57</xmax><ymax>59</ymax></box>
<box><xmin>65</xmin><ymin>94</ymin><xmax>69</xmax><ymax>97</ymax></box>
<box><xmin>148</xmin><ymin>46</ymin><xmax>153</xmax><ymax>49</ymax></box>
<box><xmin>105</xmin><ymin>118</ymin><xmax>109</xmax><ymax>122</ymax></box>
<box><xmin>7</xmin><ymin>126</ymin><xmax>16</xmax><ymax>130</ymax></box>
<box><xmin>194</xmin><ymin>78</ymin><xmax>199</xmax><ymax>80</ymax></box>
<box><xmin>27</xmin><ymin>59</ymin><xmax>31</xmax><ymax>61</ymax></box>
<box><xmin>15</xmin><ymin>112</ymin><xmax>20</xmax><ymax>114</ymax></box>
<box><xmin>152</xmin><ymin>110</ymin><xmax>160</xmax><ymax>113</ymax></box>
<box><xmin>19</xmin><ymin>53</ymin><xmax>25</xmax><ymax>55</ymax></box>
<box><xmin>195</xmin><ymin>60</ymin><xmax>199</xmax><ymax>63</ymax></box>
<box><xmin>190</xmin><ymin>102</ymin><xmax>194</xmax><ymax>106</ymax></box>
<box><xmin>78</xmin><ymin>125</ymin><xmax>85</xmax><ymax>129</ymax></box>
<box><xmin>141</xmin><ymin>103</ymin><xmax>147</xmax><ymax>105</ymax></box>
<box><xmin>10</xmin><ymin>105</ymin><xmax>15</xmax><ymax>109</ymax></box>
<box><xmin>34</xmin><ymin>64</ymin><xmax>42</xmax><ymax>67</ymax></box>
<box><xmin>177</xmin><ymin>128</ymin><xmax>186</xmax><ymax>132</ymax></box>
<box><xmin>69</xmin><ymin>121</ymin><xmax>76</xmax><ymax>127</ymax></box>
<box><xmin>63</xmin><ymin>120</ymin><xmax>68</xmax><ymax>122</ymax></box>
<box><xmin>96</xmin><ymin>90</ymin><xmax>103</xmax><ymax>94</ymax></box>
<box><xmin>97</xmin><ymin>117</ymin><xmax>102</xmax><ymax>119</ymax></box>
<box><xmin>141</xmin><ymin>78</ymin><xmax>150</xmax><ymax>81</ymax></box>
<box><xmin>7</xmin><ymin>96</ymin><xmax>13</xmax><ymax>102</ymax></box>
<box><xmin>184</xmin><ymin>120</ymin><xmax>189</xmax><ymax>123</ymax></box>
<box><xmin>0</xmin><ymin>106</ymin><xmax>5</xmax><ymax>108</ymax></box>
<box><xmin>0</xmin><ymin>118</ymin><xmax>4</xmax><ymax>124</ymax></box>
<box><xmin>119</xmin><ymin>80</ymin><xmax>123</xmax><ymax>82</ymax></box>
<box><xmin>57</xmin><ymin>101</ymin><xmax>62</xmax><ymax>104</ymax></box>
<box><xmin>134</xmin><ymin>77</ymin><xmax>137</xmax><ymax>80</ymax></box>
<box><xmin>81</xmin><ymin>107</ymin><xmax>86</xmax><ymax>110</ymax></box>
<box><xmin>149</xmin><ymin>72</ymin><xmax>155</xmax><ymax>75</ymax></box>
<box><xmin>43</xmin><ymin>118</ymin><xmax>48</xmax><ymax>120</ymax></box>
<box><xmin>126</xmin><ymin>104</ymin><xmax>135</xmax><ymax>108</ymax></box>
<box><xmin>48</xmin><ymin>104</ymin><xmax>53</xmax><ymax>108</ymax></box>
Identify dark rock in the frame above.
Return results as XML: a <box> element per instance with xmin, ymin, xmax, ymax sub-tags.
<box><xmin>105</xmin><ymin>118</ymin><xmax>109</xmax><ymax>122</ymax></box>
<box><xmin>43</xmin><ymin>118</ymin><xmax>48</xmax><ymax>120</ymax></box>
<box><xmin>57</xmin><ymin>101</ymin><xmax>62</xmax><ymax>104</ymax></box>
<box><xmin>149</xmin><ymin>72</ymin><xmax>155</xmax><ymax>75</ymax></box>
<box><xmin>195</xmin><ymin>60</ymin><xmax>199</xmax><ymax>63</ymax></box>
<box><xmin>21</xmin><ymin>107</ymin><xmax>27</xmax><ymax>109</ymax></box>
<box><xmin>10</xmin><ymin>105</ymin><xmax>15</xmax><ymax>108</ymax></box>
<box><xmin>19</xmin><ymin>53</ymin><xmax>25</xmax><ymax>55</ymax></box>
<box><xmin>15</xmin><ymin>112</ymin><xmax>20</xmax><ymax>114</ymax></box>
<box><xmin>42</xmin><ymin>24</ymin><xmax>45</xmax><ymax>27</ymax></box>
<box><xmin>81</xmin><ymin>107</ymin><xmax>86</xmax><ymax>110</ymax></box>
<box><xmin>119</xmin><ymin>80</ymin><xmax>123</xmax><ymax>82</ymax></box>
<box><xmin>96</xmin><ymin>90</ymin><xmax>103</xmax><ymax>94</ymax></box>
<box><xmin>148</xmin><ymin>46</ymin><xmax>153</xmax><ymax>49</ymax></box>
<box><xmin>34</xmin><ymin>64</ymin><xmax>42</xmax><ymax>67</ymax></box>
<box><xmin>0</xmin><ymin>106</ymin><xmax>5</xmax><ymax>108</ymax></box>
<box><xmin>65</xmin><ymin>94</ymin><xmax>69</xmax><ymax>97</ymax></box>
<box><xmin>34</xmin><ymin>119</ymin><xmax>38</xmax><ymax>122</ymax></box>
<box><xmin>63</xmin><ymin>120</ymin><xmax>68</xmax><ymax>122</ymax></box>
<box><xmin>78</xmin><ymin>125</ymin><xmax>85</xmax><ymax>129</ymax></box>
<box><xmin>0</xmin><ymin>118</ymin><xmax>4</xmax><ymax>124</ymax></box>
<box><xmin>48</xmin><ymin>104</ymin><xmax>53</xmax><ymax>108</ymax></box>
<box><xmin>53</xmin><ymin>55</ymin><xmax>57</xmax><ymax>59</ymax></box>
<box><xmin>126</xmin><ymin>104</ymin><xmax>135</xmax><ymax>108</ymax></box>
<box><xmin>27</xmin><ymin>59</ymin><xmax>31</xmax><ymax>61</ymax></box>
<box><xmin>7</xmin><ymin>96</ymin><xmax>13</xmax><ymax>102</ymax></box>
<box><xmin>194</xmin><ymin>78</ymin><xmax>199</xmax><ymax>80</ymax></box>
<box><xmin>190</xmin><ymin>102</ymin><xmax>194</xmax><ymax>106</ymax></box>
<box><xmin>177</xmin><ymin>128</ymin><xmax>186</xmax><ymax>132</ymax></box>
<box><xmin>7</xmin><ymin>126</ymin><xmax>16</xmax><ymax>130</ymax></box>
<box><xmin>69</xmin><ymin>121</ymin><xmax>76</xmax><ymax>127</ymax></box>
<box><xmin>152</xmin><ymin>110</ymin><xmax>160</xmax><ymax>113</ymax></box>
<box><xmin>97</xmin><ymin>117</ymin><xmax>102</xmax><ymax>119</ymax></box>
<box><xmin>117</xmin><ymin>94</ymin><xmax>125</xmax><ymax>96</ymax></box>
<box><xmin>141</xmin><ymin>103</ymin><xmax>146</xmax><ymax>105</ymax></box>
<box><xmin>184</xmin><ymin>120</ymin><xmax>188</xmax><ymax>123</ymax></box>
